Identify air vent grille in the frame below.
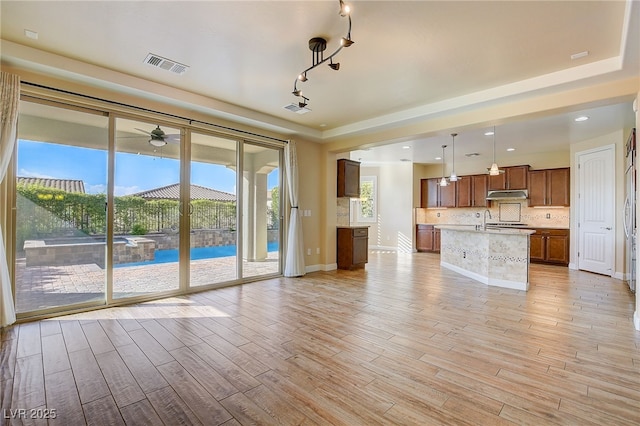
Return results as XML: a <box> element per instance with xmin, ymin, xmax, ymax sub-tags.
<box><xmin>283</xmin><ymin>103</ymin><xmax>311</xmax><ymax>114</ymax></box>
<box><xmin>144</xmin><ymin>53</ymin><xmax>189</xmax><ymax>75</ymax></box>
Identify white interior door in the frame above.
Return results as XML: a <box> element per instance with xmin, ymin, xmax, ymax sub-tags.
<box><xmin>577</xmin><ymin>145</ymin><xmax>615</xmax><ymax>275</ymax></box>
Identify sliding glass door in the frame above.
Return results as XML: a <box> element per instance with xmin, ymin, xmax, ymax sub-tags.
<box><xmin>242</xmin><ymin>142</ymin><xmax>281</xmax><ymax>278</ymax></box>
<box><xmin>14</xmin><ymin>100</ymin><xmax>109</xmax><ymax>314</ymax></box>
<box><xmin>112</xmin><ymin>118</ymin><xmax>182</xmax><ymax>299</ymax></box>
<box><xmin>189</xmin><ymin>132</ymin><xmax>238</xmax><ymax>287</ymax></box>
<box><xmin>12</xmin><ymin>98</ymin><xmax>284</xmax><ymax>318</ymax></box>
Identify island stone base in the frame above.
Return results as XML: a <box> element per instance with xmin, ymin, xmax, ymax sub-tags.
<box><xmin>438</xmin><ymin>226</ymin><xmax>533</xmax><ymax>291</ymax></box>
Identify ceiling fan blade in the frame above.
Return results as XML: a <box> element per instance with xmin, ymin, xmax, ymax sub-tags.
<box><xmin>134</xmin><ymin>127</ymin><xmax>153</xmax><ymax>136</ymax></box>
<box><xmin>164</xmin><ymin>134</ymin><xmax>181</xmax><ymax>144</ymax></box>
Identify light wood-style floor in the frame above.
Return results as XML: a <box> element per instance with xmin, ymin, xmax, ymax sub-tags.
<box><xmin>1</xmin><ymin>250</ymin><xmax>639</xmax><ymax>425</ymax></box>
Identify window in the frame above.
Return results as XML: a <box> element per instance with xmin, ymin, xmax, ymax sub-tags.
<box><xmin>356</xmin><ymin>176</ymin><xmax>376</xmax><ymax>223</ymax></box>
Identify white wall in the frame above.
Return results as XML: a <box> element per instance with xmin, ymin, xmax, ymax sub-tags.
<box><xmin>354</xmin><ymin>163</ymin><xmax>414</xmax><ymax>252</ymax></box>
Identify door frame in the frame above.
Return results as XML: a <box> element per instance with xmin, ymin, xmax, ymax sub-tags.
<box><xmin>573</xmin><ymin>143</ymin><xmax>616</xmax><ymax>276</ymax></box>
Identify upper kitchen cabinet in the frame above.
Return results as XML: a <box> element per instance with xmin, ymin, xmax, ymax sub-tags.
<box><xmin>421</xmin><ymin>178</ymin><xmax>456</xmax><ymax>208</ymax></box>
<box><xmin>456</xmin><ymin>174</ymin><xmax>488</xmax><ymax>207</ymax></box>
<box><xmin>337</xmin><ymin>159</ymin><xmax>360</xmax><ymax>198</ymax></box>
<box><xmin>528</xmin><ymin>168</ymin><xmax>570</xmax><ymax>207</ymax></box>
<box><xmin>488</xmin><ymin>165</ymin><xmax>530</xmax><ymax>191</ymax></box>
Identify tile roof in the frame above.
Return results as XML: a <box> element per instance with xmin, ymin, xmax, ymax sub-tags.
<box><xmin>17</xmin><ymin>177</ymin><xmax>86</xmax><ymax>193</ymax></box>
<box><xmin>132</xmin><ymin>183</ymin><xmax>236</xmax><ymax>202</ymax></box>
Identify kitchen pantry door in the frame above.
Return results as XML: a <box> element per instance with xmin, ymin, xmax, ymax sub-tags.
<box><xmin>577</xmin><ymin>144</ymin><xmax>615</xmax><ymax>275</ymax></box>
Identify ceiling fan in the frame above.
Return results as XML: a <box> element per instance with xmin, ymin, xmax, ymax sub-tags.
<box><xmin>134</xmin><ymin>125</ymin><xmax>180</xmax><ymax>147</ymax></box>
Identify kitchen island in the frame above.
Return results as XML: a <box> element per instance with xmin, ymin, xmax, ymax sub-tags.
<box><xmin>436</xmin><ymin>225</ymin><xmax>535</xmax><ymax>291</ymax></box>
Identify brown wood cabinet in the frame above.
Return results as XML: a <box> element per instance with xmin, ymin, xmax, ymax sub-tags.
<box><xmin>528</xmin><ymin>168</ymin><xmax>570</xmax><ymax>207</ymax></box>
<box><xmin>488</xmin><ymin>165</ymin><xmax>530</xmax><ymax>191</ymax></box>
<box><xmin>416</xmin><ymin>225</ymin><xmax>440</xmax><ymax>252</ymax></box>
<box><xmin>456</xmin><ymin>174</ymin><xmax>488</xmax><ymax>207</ymax></box>
<box><xmin>337</xmin><ymin>227</ymin><xmax>368</xmax><ymax>269</ymax></box>
<box><xmin>337</xmin><ymin>159</ymin><xmax>360</xmax><ymax>198</ymax></box>
<box><xmin>529</xmin><ymin>228</ymin><xmax>569</xmax><ymax>266</ymax></box>
<box><xmin>421</xmin><ymin>178</ymin><xmax>456</xmax><ymax>208</ymax></box>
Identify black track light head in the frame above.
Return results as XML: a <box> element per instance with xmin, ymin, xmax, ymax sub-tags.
<box><xmin>292</xmin><ymin>89</ymin><xmax>302</xmax><ymax>97</ymax></box>
<box><xmin>329</xmin><ymin>60</ymin><xmax>340</xmax><ymax>71</ymax></box>
<box><xmin>298</xmin><ymin>73</ymin><xmax>308</xmax><ymax>82</ymax></box>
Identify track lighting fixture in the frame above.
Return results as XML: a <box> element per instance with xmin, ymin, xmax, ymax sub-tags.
<box><xmin>290</xmin><ymin>0</ymin><xmax>354</xmax><ymax>108</ymax></box>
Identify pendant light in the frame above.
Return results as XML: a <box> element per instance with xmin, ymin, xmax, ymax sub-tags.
<box><xmin>449</xmin><ymin>133</ymin><xmax>458</xmax><ymax>182</ymax></box>
<box><xmin>488</xmin><ymin>126</ymin><xmax>504</xmax><ymax>176</ymax></box>
<box><xmin>439</xmin><ymin>145</ymin><xmax>448</xmax><ymax>186</ymax></box>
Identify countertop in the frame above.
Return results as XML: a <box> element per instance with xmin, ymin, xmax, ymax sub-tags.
<box><xmin>417</xmin><ymin>223</ymin><xmax>569</xmax><ymax>230</ymax></box>
<box><xmin>435</xmin><ymin>224</ymin><xmax>536</xmax><ymax>235</ymax></box>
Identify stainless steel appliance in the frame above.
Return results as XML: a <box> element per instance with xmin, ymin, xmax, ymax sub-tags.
<box><xmin>624</xmin><ymin>128</ymin><xmax>636</xmax><ymax>292</ymax></box>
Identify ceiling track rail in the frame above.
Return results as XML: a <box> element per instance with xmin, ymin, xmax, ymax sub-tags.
<box><xmin>20</xmin><ymin>81</ymin><xmax>288</xmax><ymax>144</ymax></box>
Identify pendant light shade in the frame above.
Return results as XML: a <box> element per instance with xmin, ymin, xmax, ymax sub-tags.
<box><xmin>488</xmin><ymin>126</ymin><xmax>504</xmax><ymax>176</ymax></box>
<box><xmin>440</xmin><ymin>144</ymin><xmax>449</xmax><ymax>186</ymax></box>
<box><xmin>449</xmin><ymin>133</ymin><xmax>458</xmax><ymax>182</ymax></box>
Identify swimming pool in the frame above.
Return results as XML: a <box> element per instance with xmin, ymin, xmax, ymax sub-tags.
<box><xmin>115</xmin><ymin>241</ymin><xmax>278</xmax><ymax>268</ymax></box>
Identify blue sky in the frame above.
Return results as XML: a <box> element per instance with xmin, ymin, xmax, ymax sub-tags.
<box><xmin>18</xmin><ymin>140</ymin><xmax>279</xmax><ymax>196</ymax></box>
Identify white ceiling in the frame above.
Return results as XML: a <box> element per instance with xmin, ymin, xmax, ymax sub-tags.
<box><xmin>1</xmin><ymin>1</ymin><xmax>638</xmax><ymax>165</ymax></box>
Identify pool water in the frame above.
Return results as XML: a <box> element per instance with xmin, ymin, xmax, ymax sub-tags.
<box><xmin>115</xmin><ymin>241</ymin><xmax>278</xmax><ymax>268</ymax></box>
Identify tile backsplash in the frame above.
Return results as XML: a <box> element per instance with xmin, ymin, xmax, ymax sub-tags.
<box><xmin>415</xmin><ymin>201</ymin><xmax>570</xmax><ymax>228</ymax></box>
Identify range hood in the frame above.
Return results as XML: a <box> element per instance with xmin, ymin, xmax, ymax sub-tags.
<box><xmin>486</xmin><ymin>189</ymin><xmax>528</xmax><ymax>200</ymax></box>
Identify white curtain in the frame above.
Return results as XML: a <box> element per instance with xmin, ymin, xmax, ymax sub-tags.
<box><xmin>0</xmin><ymin>72</ymin><xmax>19</xmax><ymax>327</ymax></box>
<box><xmin>284</xmin><ymin>140</ymin><xmax>305</xmax><ymax>277</ymax></box>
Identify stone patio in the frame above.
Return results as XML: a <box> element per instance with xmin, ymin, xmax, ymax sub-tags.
<box><xmin>14</xmin><ymin>253</ymin><xmax>280</xmax><ymax>313</ymax></box>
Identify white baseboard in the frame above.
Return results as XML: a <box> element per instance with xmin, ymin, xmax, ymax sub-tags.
<box><xmin>612</xmin><ymin>271</ymin><xmax>625</xmax><ymax>280</ymax></box>
<box><xmin>635</xmin><ymin>310</ymin><xmax>640</xmax><ymax>331</ymax></box>
<box><xmin>369</xmin><ymin>245</ymin><xmax>398</xmax><ymax>251</ymax></box>
<box><xmin>304</xmin><ymin>263</ymin><xmax>337</xmax><ymax>272</ymax></box>
<box><xmin>568</xmin><ymin>262</ymin><xmax>577</xmax><ymax>270</ymax></box>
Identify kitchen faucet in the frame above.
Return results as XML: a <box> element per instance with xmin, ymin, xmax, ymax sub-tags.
<box><xmin>482</xmin><ymin>209</ymin><xmax>492</xmax><ymax>231</ymax></box>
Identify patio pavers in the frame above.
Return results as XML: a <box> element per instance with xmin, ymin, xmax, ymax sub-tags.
<box><xmin>14</xmin><ymin>253</ymin><xmax>280</xmax><ymax>313</ymax></box>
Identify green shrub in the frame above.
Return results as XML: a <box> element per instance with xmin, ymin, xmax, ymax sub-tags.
<box><xmin>131</xmin><ymin>224</ymin><xmax>147</xmax><ymax>235</ymax></box>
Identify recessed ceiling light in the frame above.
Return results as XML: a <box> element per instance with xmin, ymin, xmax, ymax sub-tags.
<box><xmin>402</xmin><ymin>146</ymin><xmax>411</xmax><ymax>149</ymax></box>
<box><xmin>507</xmin><ymin>148</ymin><xmax>515</xmax><ymax>152</ymax></box>
<box><xmin>400</xmin><ymin>158</ymin><xmax>411</xmax><ymax>162</ymax></box>
<box><xmin>24</xmin><ymin>29</ymin><xmax>38</xmax><ymax>40</ymax></box>
<box><xmin>574</xmin><ymin>116</ymin><xmax>589</xmax><ymax>122</ymax></box>
<box><xmin>319</xmin><ymin>123</ymin><xmax>327</xmax><ymax>127</ymax></box>
<box><xmin>484</xmin><ymin>131</ymin><xmax>494</xmax><ymax>136</ymax></box>
<box><xmin>435</xmin><ymin>156</ymin><xmax>442</xmax><ymax>160</ymax></box>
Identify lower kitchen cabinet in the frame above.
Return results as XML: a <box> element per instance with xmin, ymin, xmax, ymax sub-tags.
<box><xmin>337</xmin><ymin>227</ymin><xmax>369</xmax><ymax>269</ymax></box>
<box><xmin>416</xmin><ymin>224</ymin><xmax>441</xmax><ymax>253</ymax></box>
<box><xmin>530</xmin><ymin>228</ymin><xmax>569</xmax><ymax>266</ymax></box>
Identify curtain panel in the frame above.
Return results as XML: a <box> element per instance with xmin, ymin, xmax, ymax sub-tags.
<box><xmin>284</xmin><ymin>140</ymin><xmax>305</xmax><ymax>277</ymax></box>
<box><xmin>0</xmin><ymin>72</ymin><xmax>20</xmax><ymax>327</ymax></box>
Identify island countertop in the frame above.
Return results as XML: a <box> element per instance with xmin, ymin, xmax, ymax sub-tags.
<box><xmin>435</xmin><ymin>224</ymin><xmax>535</xmax><ymax>235</ymax></box>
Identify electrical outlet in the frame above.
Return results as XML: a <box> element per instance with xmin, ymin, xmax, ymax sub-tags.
<box><xmin>437</xmin><ymin>212</ymin><xmax>441</xmax><ymax>217</ymax></box>
<box><xmin>316</xmin><ymin>248</ymin><xmax>320</xmax><ymax>254</ymax></box>
<box><xmin>463</xmin><ymin>251</ymin><xmax>466</xmax><ymax>258</ymax></box>
<box><xmin>546</xmin><ymin>213</ymin><xmax>551</xmax><ymax>219</ymax></box>
<box><xmin>307</xmin><ymin>248</ymin><xmax>311</xmax><ymax>255</ymax></box>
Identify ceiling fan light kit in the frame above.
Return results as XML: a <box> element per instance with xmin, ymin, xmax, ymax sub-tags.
<box><xmin>289</xmin><ymin>0</ymin><xmax>354</xmax><ymax>110</ymax></box>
